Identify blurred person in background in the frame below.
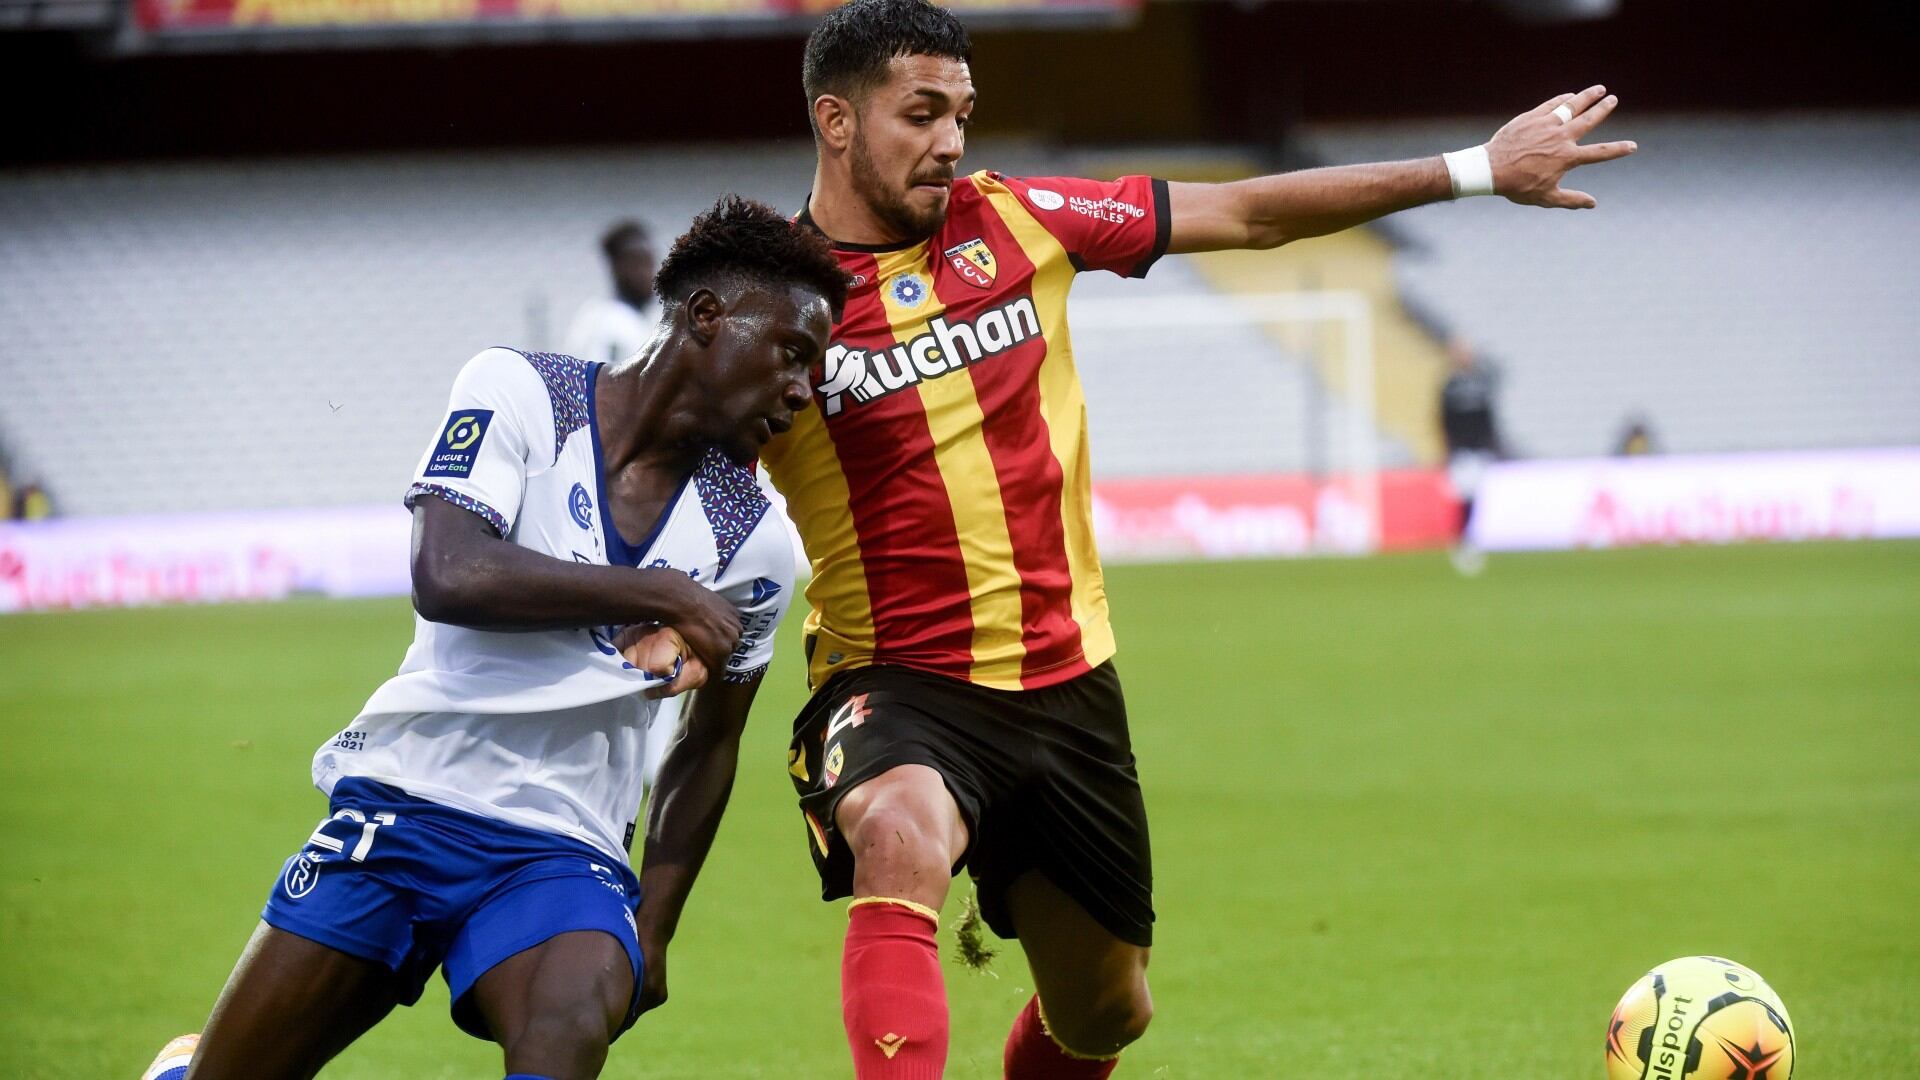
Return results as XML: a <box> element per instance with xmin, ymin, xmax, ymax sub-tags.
<box><xmin>771</xmin><ymin>0</ymin><xmax>1635</xmax><ymax>1076</ymax></box>
<box><xmin>1614</xmin><ymin>412</ymin><xmax>1658</xmax><ymax>456</ymax></box>
<box><xmin>563</xmin><ymin>219</ymin><xmax>659</xmax><ymax>364</ymax></box>
<box><xmin>1440</xmin><ymin>336</ymin><xmax>1503</xmax><ymax>575</ymax></box>
<box><xmin>14</xmin><ymin>481</ymin><xmax>53</xmax><ymax>521</ymax></box>
<box><xmin>0</xmin><ymin>443</ymin><xmax>52</xmax><ymax>521</ymax></box>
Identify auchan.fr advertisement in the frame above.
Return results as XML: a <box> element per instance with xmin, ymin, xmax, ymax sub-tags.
<box><xmin>0</xmin><ymin>506</ymin><xmax>413</xmax><ymax>614</ymax></box>
<box><xmin>8</xmin><ymin>450</ymin><xmax>1913</xmax><ymax>613</ymax></box>
<box><xmin>1468</xmin><ymin>448</ymin><xmax>1920</xmax><ymax>551</ymax></box>
<box><xmin>0</xmin><ymin>471</ymin><xmax>1457</xmax><ymax>613</ymax></box>
<box><xmin>1091</xmin><ymin>471</ymin><xmax>1456</xmax><ymax>561</ymax></box>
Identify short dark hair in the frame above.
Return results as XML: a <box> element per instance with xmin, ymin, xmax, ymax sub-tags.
<box><xmin>600</xmin><ymin>219</ymin><xmax>651</xmax><ymax>262</ymax></box>
<box><xmin>653</xmin><ymin>195</ymin><xmax>850</xmax><ymax>317</ymax></box>
<box><xmin>802</xmin><ymin>0</ymin><xmax>971</xmax><ymax>132</ymax></box>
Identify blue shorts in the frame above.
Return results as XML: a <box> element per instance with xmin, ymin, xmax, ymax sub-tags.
<box><xmin>261</xmin><ymin>778</ymin><xmax>644</xmax><ymax>1041</ymax></box>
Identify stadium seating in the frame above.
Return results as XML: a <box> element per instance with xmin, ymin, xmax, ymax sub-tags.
<box><xmin>2</xmin><ymin>116</ymin><xmax>1915</xmax><ymax>516</ymax></box>
<box><xmin>1302</xmin><ymin>113</ymin><xmax>1920</xmax><ymax>459</ymax></box>
<box><xmin>0</xmin><ymin>141</ymin><xmax>1344</xmax><ymax>514</ymax></box>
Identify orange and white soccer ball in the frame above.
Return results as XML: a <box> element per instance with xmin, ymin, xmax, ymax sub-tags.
<box><xmin>1605</xmin><ymin>957</ymin><xmax>1793</xmax><ymax>1079</ymax></box>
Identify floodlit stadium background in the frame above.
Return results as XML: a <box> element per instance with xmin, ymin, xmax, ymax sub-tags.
<box><xmin>2</xmin><ymin>1</ymin><xmax>1916</xmax><ymax>1077</ymax></box>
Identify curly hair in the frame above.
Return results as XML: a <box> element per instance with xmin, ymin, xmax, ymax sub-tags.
<box><xmin>802</xmin><ymin>0</ymin><xmax>971</xmax><ymax>133</ymax></box>
<box><xmin>653</xmin><ymin>195</ymin><xmax>850</xmax><ymax>317</ymax></box>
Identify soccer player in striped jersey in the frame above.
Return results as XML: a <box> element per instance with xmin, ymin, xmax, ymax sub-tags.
<box><xmin>774</xmin><ymin>1</ymin><xmax>1636</xmax><ymax>1075</ymax></box>
<box><xmin>141</xmin><ymin>199</ymin><xmax>847</xmax><ymax>1080</ymax></box>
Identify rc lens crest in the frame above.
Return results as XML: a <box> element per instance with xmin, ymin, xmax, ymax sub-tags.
<box><xmin>824</xmin><ymin>742</ymin><xmax>845</xmax><ymax>788</ymax></box>
<box><xmin>944</xmin><ymin>238</ymin><xmax>997</xmax><ymax>290</ymax></box>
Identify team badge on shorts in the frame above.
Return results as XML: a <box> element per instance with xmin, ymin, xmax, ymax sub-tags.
<box><xmin>424</xmin><ymin>410</ymin><xmax>494</xmax><ymax>478</ymax></box>
<box><xmin>282</xmin><ymin>850</ymin><xmax>326</xmax><ymax>900</ymax></box>
<box><xmin>888</xmin><ymin>272</ymin><xmax>929</xmax><ymax>309</ymax></box>
<box><xmin>823</xmin><ymin>742</ymin><xmax>845</xmax><ymax>789</ymax></box>
<box><xmin>944</xmin><ymin>238</ymin><xmax>997</xmax><ymax>290</ymax></box>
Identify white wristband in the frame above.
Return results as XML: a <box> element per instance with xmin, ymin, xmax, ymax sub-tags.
<box><xmin>1442</xmin><ymin>144</ymin><xmax>1496</xmax><ymax>199</ymax></box>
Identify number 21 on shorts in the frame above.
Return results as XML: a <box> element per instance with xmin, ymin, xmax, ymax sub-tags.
<box><xmin>306</xmin><ymin>809</ymin><xmax>397</xmax><ymax>862</ymax></box>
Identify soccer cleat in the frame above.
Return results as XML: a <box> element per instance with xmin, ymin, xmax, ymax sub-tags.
<box><xmin>140</xmin><ymin>1033</ymin><xmax>198</xmax><ymax>1080</ymax></box>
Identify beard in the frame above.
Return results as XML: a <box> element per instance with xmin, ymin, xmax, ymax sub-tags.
<box><xmin>849</xmin><ymin>129</ymin><xmax>949</xmax><ymax>242</ymax></box>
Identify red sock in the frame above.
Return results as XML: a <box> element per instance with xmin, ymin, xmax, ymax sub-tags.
<box><xmin>842</xmin><ymin>898</ymin><xmax>949</xmax><ymax>1079</ymax></box>
<box><xmin>1003</xmin><ymin>995</ymin><xmax>1120</xmax><ymax>1079</ymax></box>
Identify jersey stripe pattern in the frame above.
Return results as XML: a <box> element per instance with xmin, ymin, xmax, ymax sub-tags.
<box><xmin>765</xmin><ymin>171</ymin><xmax>1170</xmax><ymax>691</ymax></box>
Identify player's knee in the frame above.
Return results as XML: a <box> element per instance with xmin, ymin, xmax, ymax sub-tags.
<box><xmin>840</xmin><ymin>774</ymin><xmax>962</xmax><ymax>867</ymax></box>
<box><xmin>1110</xmin><ymin>990</ymin><xmax>1154</xmax><ymax>1048</ymax></box>
<box><xmin>843</xmin><ymin>801</ymin><xmax>950</xmax><ymax>878</ymax></box>
<box><xmin>498</xmin><ymin>1000</ymin><xmax>615</xmax><ymax>1066</ymax></box>
<box><xmin>1047</xmin><ymin>985</ymin><xmax>1153</xmax><ymax>1058</ymax></box>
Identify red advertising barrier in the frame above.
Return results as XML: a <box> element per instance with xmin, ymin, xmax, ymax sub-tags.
<box><xmin>0</xmin><ymin>470</ymin><xmax>1452</xmax><ymax>613</ymax></box>
<box><xmin>137</xmin><ymin>0</ymin><xmax>1132</xmax><ymax>32</ymax></box>
<box><xmin>1090</xmin><ymin>470</ymin><xmax>1455</xmax><ymax>562</ymax></box>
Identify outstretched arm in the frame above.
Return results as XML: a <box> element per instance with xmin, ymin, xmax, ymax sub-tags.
<box><xmin>1167</xmin><ymin>85</ymin><xmax>1637</xmax><ymax>254</ymax></box>
<box><xmin>632</xmin><ymin>673</ymin><xmax>763</xmax><ymax>1016</ymax></box>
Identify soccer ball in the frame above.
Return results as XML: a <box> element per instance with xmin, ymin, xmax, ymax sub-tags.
<box><xmin>140</xmin><ymin>1032</ymin><xmax>198</xmax><ymax>1080</ymax></box>
<box><xmin>1605</xmin><ymin>956</ymin><xmax>1793</xmax><ymax>1079</ymax></box>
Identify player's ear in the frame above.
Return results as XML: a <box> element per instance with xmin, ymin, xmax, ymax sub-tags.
<box><xmin>683</xmin><ymin>287</ymin><xmax>724</xmax><ymax>347</ymax></box>
<box><xmin>814</xmin><ymin>94</ymin><xmax>856</xmax><ymax>153</ymax></box>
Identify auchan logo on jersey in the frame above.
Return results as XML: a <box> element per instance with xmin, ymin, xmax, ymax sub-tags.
<box><xmin>816</xmin><ymin>296</ymin><xmax>1042</xmax><ymax>416</ymax></box>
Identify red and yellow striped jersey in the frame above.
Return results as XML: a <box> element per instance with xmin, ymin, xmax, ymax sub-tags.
<box><xmin>765</xmin><ymin>170</ymin><xmax>1170</xmax><ymax>691</ymax></box>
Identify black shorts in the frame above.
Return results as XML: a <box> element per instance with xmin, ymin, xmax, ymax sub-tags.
<box><xmin>788</xmin><ymin>661</ymin><xmax>1153</xmax><ymax>948</ymax></box>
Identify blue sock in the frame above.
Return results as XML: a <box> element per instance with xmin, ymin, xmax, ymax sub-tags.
<box><xmin>152</xmin><ymin>1071</ymin><xmax>188</xmax><ymax>1080</ymax></box>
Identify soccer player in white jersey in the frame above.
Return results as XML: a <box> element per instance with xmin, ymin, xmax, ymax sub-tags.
<box><xmin>143</xmin><ymin>197</ymin><xmax>848</xmax><ymax>1080</ymax></box>
<box><xmin>562</xmin><ymin>221</ymin><xmax>703</xmax><ymax>806</ymax></box>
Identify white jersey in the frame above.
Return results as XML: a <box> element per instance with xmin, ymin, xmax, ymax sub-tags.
<box><xmin>313</xmin><ymin>347</ymin><xmax>794</xmax><ymax>863</ymax></box>
<box><xmin>563</xmin><ymin>297</ymin><xmax>655</xmax><ymax>365</ymax></box>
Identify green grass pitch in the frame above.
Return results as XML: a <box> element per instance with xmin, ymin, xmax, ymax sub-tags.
<box><xmin>3</xmin><ymin>541</ymin><xmax>1917</xmax><ymax>1078</ymax></box>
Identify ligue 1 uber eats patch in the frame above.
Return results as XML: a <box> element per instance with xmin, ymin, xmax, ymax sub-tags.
<box><xmin>424</xmin><ymin>410</ymin><xmax>494</xmax><ymax>478</ymax></box>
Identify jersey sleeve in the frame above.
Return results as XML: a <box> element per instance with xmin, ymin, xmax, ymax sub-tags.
<box><xmin>713</xmin><ymin>520</ymin><xmax>797</xmax><ymax>683</ymax></box>
<box><xmin>996</xmin><ymin>173</ymin><xmax>1171</xmax><ymax>278</ymax></box>
<box><xmin>402</xmin><ymin>347</ymin><xmax>555</xmax><ymax>538</ymax></box>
